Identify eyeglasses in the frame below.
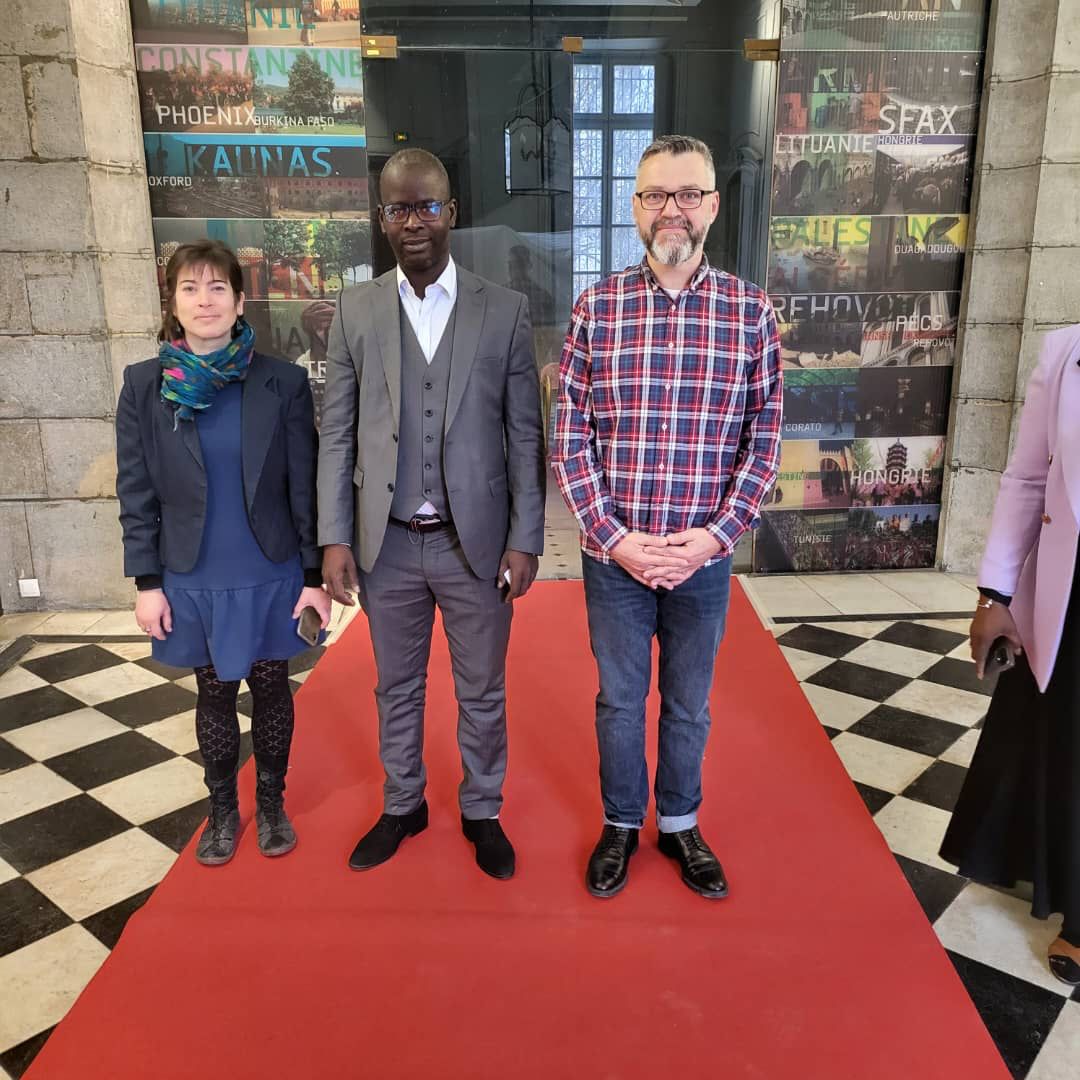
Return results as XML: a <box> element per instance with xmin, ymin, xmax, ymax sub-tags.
<box><xmin>380</xmin><ymin>200</ymin><xmax>448</xmax><ymax>224</ymax></box>
<box><xmin>634</xmin><ymin>188</ymin><xmax>716</xmax><ymax>211</ymax></box>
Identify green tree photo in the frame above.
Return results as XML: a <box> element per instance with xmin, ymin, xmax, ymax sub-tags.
<box><xmin>312</xmin><ymin>220</ymin><xmax>370</xmax><ymax>290</ymax></box>
<box><xmin>281</xmin><ymin>53</ymin><xmax>335</xmax><ymax>119</ymax></box>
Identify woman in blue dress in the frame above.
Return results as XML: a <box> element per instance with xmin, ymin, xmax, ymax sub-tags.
<box><xmin>116</xmin><ymin>240</ymin><xmax>331</xmax><ymax>866</ymax></box>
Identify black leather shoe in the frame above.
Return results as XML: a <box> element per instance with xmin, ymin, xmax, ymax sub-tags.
<box><xmin>461</xmin><ymin>816</ymin><xmax>515</xmax><ymax>880</ymax></box>
<box><xmin>586</xmin><ymin>825</ymin><xmax>639</xmax><ymax>898</ymax></box>
<box><xmin>348</xmin><ymin>801</ymin><xmax>428</xmax><ymax>870</ymax></box>
<box><xmin>658</xmin><ymin>826</ymin><xmax>728</xmax><ymax>898</ymax></box>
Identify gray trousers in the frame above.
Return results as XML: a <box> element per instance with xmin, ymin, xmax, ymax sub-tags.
<box><xmin>357</xmin><ymin>521</ymin><xmax>513</xmax><ymax>819</ymax></box>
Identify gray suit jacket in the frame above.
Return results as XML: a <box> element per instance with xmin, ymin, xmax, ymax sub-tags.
<box><xmin>317</xmin><ymin>265</ymin><xmax>546</xmax><ymax>578</ymax></box>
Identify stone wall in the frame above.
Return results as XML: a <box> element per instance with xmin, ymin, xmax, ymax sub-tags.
<box><xmin>940</xmin><ymin>0</ymin><xmax>1080</xmax><ymax>571</ymax></box>
<box><xmin>0</xmin><ymin>0</ymin><xmax>159</xmax><ymax>611</ymax></box>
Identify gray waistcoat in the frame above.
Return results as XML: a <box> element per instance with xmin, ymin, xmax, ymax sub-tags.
<box><xmin>390</xmin><ymin>302</ymin><xmax>456</xmax><ymax>521</ymax></box>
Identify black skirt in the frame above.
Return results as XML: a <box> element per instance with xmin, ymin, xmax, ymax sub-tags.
<box><xmin>940</xmin><ymin>576</ymin><xmax>1080</xmax><ymax>929</ymax></box>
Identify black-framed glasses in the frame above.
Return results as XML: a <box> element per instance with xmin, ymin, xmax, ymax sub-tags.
<box><xmin>380</xmin><ymin>200</ymin><xmax>448</xmax><ymax>224</ymax></box>
<box><xmin>634</xmin><ymin>188</ymin><xmax>716</xmax><ymax>211</ymax></box>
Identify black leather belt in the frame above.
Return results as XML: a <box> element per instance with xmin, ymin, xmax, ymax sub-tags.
<box><xmin>390</xmin><ymin>516</ymin><xmax>449</xmax><ymax>534</ymax></box>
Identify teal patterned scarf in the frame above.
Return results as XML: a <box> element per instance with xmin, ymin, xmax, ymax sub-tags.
<box><xmin>159</xmin><ymin>319</ymin><xmax>255</xmax><ymax>427</ymax></box>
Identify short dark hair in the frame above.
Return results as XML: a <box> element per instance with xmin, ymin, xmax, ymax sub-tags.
<box><xmin>379</xmin><ymin>148</ymin><xmax>452</xmax><ymax>201</ymax></box>
<box><xmin>159</xmin><ymin>239</ymin><xmax>243</xmax><ymax>342</ymax></box>
<box><xmin>638</xmin><ymin>134</ymin><xmax>716</xmax><ymax>188</ymax></box>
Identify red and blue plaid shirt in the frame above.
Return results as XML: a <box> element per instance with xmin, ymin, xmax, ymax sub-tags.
<box><xmin>551</xmin><ymin>257</ymin><xmax>783</xmax><ymax>563</ymax></box>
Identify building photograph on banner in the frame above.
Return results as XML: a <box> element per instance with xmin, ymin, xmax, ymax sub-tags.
<box><xmin>130</xmin><ymin>0</ymin><xmax>249</xmax><ymax>43</ymax></box>
<box><xmin>753</xmin><ymin>508</ymin><xmax>851</xmax><ymax>573</ymax></box>
<box><xmin>846</xmin><ymin>504</ymin><xmax>941</xmax><ymax>570</ymax></box>
<box><xmin>766</xmin><ymin>439</ymin><xmax>856</xmax><ymax>511</ymax></box>
<box><xmin>783</xmin><ymin>369</ymin><xmax>859</xmax><ymax>439</ymax></box>
<box><xmin>246</xmin><ymin>0</ymin><xmax>361</xmax><ymax>47</ymax></box>
<box><xmin>850</xmin><ymin>435</ymin><xmax>945</xmax><ymax>507</ymax></box>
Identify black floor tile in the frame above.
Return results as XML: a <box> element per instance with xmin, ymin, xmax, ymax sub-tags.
<box><xmin>805</xmin><ymin>661</ymin><xmax>911</xmax><ymax>702</ymax></box>
<box><xmin>821</xmin><ymin>725</ymin><xmax>841</xmax><ymax>740</ymax></box>
<box><xmin>288</xmin><ymin>646</ymin><xmax>326</xmax><ymax>675</ymax></box>
<box><xmin>854</xmin><ymin>781</ymin><xmax>893</xmax><ymax>815</ymax></box>
<box><xmin>902</xmin><ymin>760</ymin><xmax>970</xmax><ymax>813</ymax></box>
<box><xmin>46</xmin><ymin>732</ymin><xmax>175</xmax><ymax>790</ymax></box>
<box><xmin>96</xmin><ymin>682</ymin><xmax>198</xmax><ymax>727</ymax></box>
<box><xmin>0</xmin><ymin>686</ymin><xmax>84</xmax><ymax>734</ymax></box>
<box><xmin>0</xmin><ymin>1027</ymin><xmax>54</xmax><ymax>1079</ymax></box>
<box><xmin>141</xmin><ymin>799</ymin><xmax>208</xmax><ymax>854</ymax></box>
<box><xmin>775</xmin><ymin>624</ymin><xmax>866</xmax><ymax>658</ymax></box>
<box><xmin>236</xmin><ymin>691</ymin><xmax>252</xmax><ymax>718</ymax></box>
<box><xmin>0</xmin><ymin>794</ymin><xmax>130</xmax><ymax>874</ymax></box>
<box><xmin>947</xmin><ymin>950</ymin><xmax>1066</xmax><ymax>1078</ymax></box>
<box><xmin>135</xmin><ymin>655</ymin><xmax>192</xmax><ymax>680</ymax></box>
<box><xmin>849</xmin><ymin>705</ymin><xmax>968</xmax><ymax>758</ymax></box>
<box><xmin>875</xmin><ymin>622</ymin><xmax>967</xmax><ymax>655</ymax></box>
<box><xmin>922</xmin><ymin>656</ymin><xmax>994</xmax><ymax>697</ymax></box>
<box><xmin>894</xmin><ymin>853</ymin><xmax>968</xmax><ymax>924</ymax></box>
<box><xmin>21</xmin><ymin>645</ymin><xmax>126</xmax><ymax>685</ymax></box>
<box><xmin>81</xmin><ymin>886</ymin><xmax>156</xmax><ymax>950</ymax></box>
<box><xmin>0</xmin><ymin>736</ymin><xmax>33</xmax><ymax>774</ymax></box>
<box><xmin>0</xmin><ymin>878</ymin><xmax>72</xmax><ymax>956</ymax></box>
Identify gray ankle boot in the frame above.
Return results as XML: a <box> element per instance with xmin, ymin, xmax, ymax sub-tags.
<box><xmin>195</xmin><ymin>772</ymin><xmax>240</xmax><ymax>866</ymax></box>
<box><xmin>255</xmin><ymin>766</ymin><xmax>296</xmax><ymax>857</ymax></box>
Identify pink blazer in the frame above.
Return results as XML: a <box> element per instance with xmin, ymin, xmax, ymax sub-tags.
<box><xmin>979</xmin><ymin>325</ymin><xmax>1080</xmax><ymax>692</ymax></box>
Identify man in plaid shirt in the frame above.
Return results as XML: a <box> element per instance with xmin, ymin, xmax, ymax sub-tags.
<box><xmin>552</xmin><ymin>135</ymin><xmax>782</xmax><ymax>900</ymax></box>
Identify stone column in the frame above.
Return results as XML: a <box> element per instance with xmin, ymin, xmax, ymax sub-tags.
<box><xmin>940</xmin><ymin>0</ymin><xmax>1080</xmax><ymax>571</ymax></box>
<box><xmin>0</xmin><ymin>0</ymin><xmax>158</xmax><ymax>611</ymax></box>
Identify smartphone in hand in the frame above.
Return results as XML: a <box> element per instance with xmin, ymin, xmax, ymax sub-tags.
<box><xmin>989</xmin><ymin>635</ymin><xmax>1016</xmax><ymax>672</ymax></box>
<box><xmin>296</xmin><ymin>606</ymin><xmax>322</xmax><ymax>647</ymax></box>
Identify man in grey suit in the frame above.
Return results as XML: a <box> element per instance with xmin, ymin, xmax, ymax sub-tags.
<box><xmin>318</xmin><ymin>149</ymin><xmax>546</xmax><ymax>880</ymax></box>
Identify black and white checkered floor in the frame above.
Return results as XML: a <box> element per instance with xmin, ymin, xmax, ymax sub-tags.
<box><xmin>1</xmin><ymin>609</ymin><xmax>1078</xmax><ymax>1078</ymax></box>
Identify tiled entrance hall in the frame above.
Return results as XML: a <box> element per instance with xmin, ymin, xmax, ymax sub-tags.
<box><xmin>1</xmin><ymin>573</ymin><xmax>1079</xmax><ymax>1078</ymax></box>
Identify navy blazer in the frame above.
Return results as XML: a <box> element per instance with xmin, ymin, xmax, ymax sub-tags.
<box><xmin>115</xmin><ymin>352</ymin><xmax>321</xmax><ymax>585</ymax></box>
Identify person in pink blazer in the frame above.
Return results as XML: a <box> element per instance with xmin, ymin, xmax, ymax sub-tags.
<box><xmin>940</xmin><ymin>324</ymin><xmax>1080</xmax><ymax>987</ymax></box>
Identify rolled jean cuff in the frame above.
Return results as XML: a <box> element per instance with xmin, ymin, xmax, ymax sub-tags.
<box><xmin>657</xmin><ymin>810</ymin><xmax>698</xmax><ymax>833</ymax></box>
<box><xmin>604</xmin><ymin>817</ymin><xmax>643</xmax><ymax>830</ymax></box>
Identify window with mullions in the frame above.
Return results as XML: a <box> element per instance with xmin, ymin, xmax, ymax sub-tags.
<box><xmin>572</xmin><ymin>60</ymin><xmax>656</xmax><ymax>298</ymax></box>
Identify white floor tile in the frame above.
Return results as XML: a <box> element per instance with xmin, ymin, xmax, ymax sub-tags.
<box><xmin>102</xmin><ymin>641</ymin><xmax>153</xmax><ymax>661</ymax></box>
<box><xmin>90</xmin><ymin>757</ymin><xmax>207</xmax><ymax>826</ymax></box>
<box><xmin>916</xmin><ymin>618</ymin><xmax>973</xmax><ymax>636</ymax></box>
<box><xmin>940</xmin><ymin>728</ymin><xmax>981</xmax><ymax>769</ymax></box>
<box><xmin>2</xmin><ymin>708</ymin><xmax>128</xmax><ymax>761</ymax></box>
<box><xmin>830</xmin><ymin>732</ymin><xmax>935</xmax><ymax>794</ymax></box>
<box><xmin>0</xmin><ymin>666</ymin><xmax>48</xmax><ymax>700</ymax></box>
<box><xmin>886</xmin><ymin>680</ymin><xmax>989</xmax><ymax>728</ymax></box>
<box><xmin>1027</xmin><ymin>1001</ymin><xmax>1080</xmax><ymax>1080</ymax></box>
<box><xmin>0</xmin><ymin>855</ymin><xmax>17</xmax><ymax>886</ymax></box>
<box><xmin>27</xmin><ymin>828</ymin><xmax>178</xmax><ymax>921</ymax></box>
<box><xmin>55</xmin><ymin>663</ymin><xmax>168</xmax><ymax>706</ymax></box>
<box><xmin>35</xmin><ymin>612</ymin><xmax>113</xmax><ymax>635</ymax></box>
<box><xmin>290</xmin><ymin>668</ymin><xmax>313</xmax><ymax>685</ymax></box>
<box><xmin>0</xmin><ymin>764</ymin><xmax>81</xmax><ymax>826</ymax></box>
<box><xmin>0</xmin><ymin>924</ymin><xmax>109</xmax><ymax>1053</ymax></box>
<box><xmin>948</xmin><ymin>641</ymin><xmax>974</xmax><ymax>660</ymax></box>
<box><xmin>844</xmin><ymin>639</ymin><xmax>940</xmax><ymax>678</ymax></box>
<box><xmin>798</xmin><ymin>574</ymin><xmax>922</xmax><ymax>615</ymax></box>
<box><xmin>82</xmin><ymin>610</ymin><xmax>140</xmax><ymax>636</ymax></box>
<box><xmin>778</xmin><ymin>646</ymin><xmax>832</xmax><ymax>681</ymax></box>
<box><xmin>138</xmin><ymin>709</ymin><xmax>199</xmax><ymax>756</ymax></box>
<box><xmin>0</xmin><ymin>613</ymin><xmax>53</xmax><ymax>640</ymax></box>
<box><xmin>19</xmin><ymin>643</ymin><xmax>82</xmax><ymax>662</ymax></box>
<box><xmin>933</xmin><ymin>883</ymin><xmax>1072</xmax><ymax>998</ymax></box>
<box><xmin>175</xmin><ymin>674</ymin><xmax>198</xmax><ymax>694</ymax></box>
<box><xmin>742</xmin><ymin>575</ymin><xmax>841</xmax><ymax>619</ymax></box>
<box><xmin>808</xmin><ymin>619</ymin><xmax>894</xmax><ymax>639</ymax></box>
<box><xmin>799</xmin><ymin>682</ymin><xmax>877</xmax><ymax>731</ymax></box>
<box><xmin>870</xmin><ymin>571</ymin><xmax>976</xmax><ymax>613</ymax></box>
<box><xmin>872</xmin><ymin>796</ymin><xmax>954</xmax><ymax>872</ymax></box>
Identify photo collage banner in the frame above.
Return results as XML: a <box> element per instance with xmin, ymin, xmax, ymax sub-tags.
<box><xmin>129</xmin><ymin>0</ymin><xmax>370</xmax><ymax>423</ymax></box>
<box><xmin>759</xmin><ymin>0</ymin><xmax>990</xmax><ymax>573</ymax></box>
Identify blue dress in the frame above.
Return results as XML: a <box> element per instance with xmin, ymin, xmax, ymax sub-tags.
<box><xmin>153</xmin><ymin>383</ymin><xmax>318</xmax><ymax>681</ymax></box>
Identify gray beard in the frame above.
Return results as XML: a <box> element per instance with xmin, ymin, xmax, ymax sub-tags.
<box><xmin>642</xmin><ymin>218</ymin><xmax>706</xmax><ymax>267</ymax></box>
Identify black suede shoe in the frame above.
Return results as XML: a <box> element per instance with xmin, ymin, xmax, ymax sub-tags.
<box><xmin>462</xmin><ymin>816</ymin><xmax>515</xmax><ymax>880</ymax></box>
<box><xmin>658</xmin><ymin>826</ymin><xmax>728</xmax><ymax>898</ymax></box>
<box><xmin>348</xmin><ymin>801</ymin><xmax>428</xmax><ymax>870</ymax></box>
<box><xmin>586</xmin><ymin>825</ymin><xmax>639</xmax><ymax>898</ymax></box>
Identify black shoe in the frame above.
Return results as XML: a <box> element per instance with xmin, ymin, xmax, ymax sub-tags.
<box><xmin>658</xmin><ymin>826</ymin><xmax>728</xmax><ymax>898</ymax></box>
<box><xmin>255</xmin><ymin>767</ymin><xmax>296</xmax><ymax>858</ymax></box>
<box><xmin>461</xmin><ymin>816</ymin><xmax>515</xmax><ymax>880</ymax></box>
<box><xmin>348</xmin><ymin>801</ymin><xmax>428</xmax><ymax>870</ymax></box>
<box><xmin>195</xmin><ymin>773</ymin><xmax>240</xmax><ymax>867</ymax></box>
<box><xmin>586</xmin><ymin>825</ymin><xmax>639</xmax><ymax>898</ymax></box>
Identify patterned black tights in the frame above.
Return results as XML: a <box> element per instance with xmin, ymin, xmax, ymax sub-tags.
<box><xmin>194</xmin><ymin>659</ymin><xmax>294</xmax><ymax>782</ymax></box>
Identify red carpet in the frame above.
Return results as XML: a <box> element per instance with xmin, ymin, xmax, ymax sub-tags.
<box><xmin>28</xmin><ymin>581</ymin><xmax>1005</xmax><ymax>1079</ymax></box>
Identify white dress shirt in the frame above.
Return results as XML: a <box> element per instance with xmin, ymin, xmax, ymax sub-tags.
<box><xmin>396</xmin><ymin>257</ymin><xmax>458</xmax><ymax>516</ymax></box>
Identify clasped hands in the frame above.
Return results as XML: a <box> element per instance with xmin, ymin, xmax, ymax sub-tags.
<box><xmin>610</xmin><ymin>528</ymin><xmax>723</xmax><ymax>590</ymax></box>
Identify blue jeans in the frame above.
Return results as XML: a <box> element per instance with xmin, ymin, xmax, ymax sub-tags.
<box><xmin>581</xmin><ymin>552</ymin><xmax>732</xmax><ymax>832</ymax></box>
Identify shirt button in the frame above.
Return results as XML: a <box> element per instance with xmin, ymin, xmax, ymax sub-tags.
<box><xmin>425</xmin><ymin>463</ymin><xmax>432</xmax><ymax>471</ymax></box>
<box><xmin>387</xmin><ymin>482</ymin><xmax>394</xmax><ymax>492</ymax></box>
<box><xmin>424</xmin><ymin>381</ymin><xmax>432</xmax><ymax>390</ymax></box>
<box><xmin>665</xmin><ymin>384</ymin><xmax>671</xmax><ymax>391</ymax></box>
<box><xmin>668</xmin><ymin>342</ymin><xmax>674</xmax><ymax>349</ymax></box>
<box><xmin>424</xmin><ymin>488</ymin><xmax>432</xmax><ymax>495</ymax></box>
<box><xmin>1043</xmin><ymin>513</ymin><xmax>1052</xmax><ymax>524</ymax></box>
<box><xmin>425</xmin><ymin>409</ymin><xmax>434</xmax><ymax>417</ymax></box>
<box><xmin>661</xmin><ymin>423</ymin><xmax>668</xmax><ymax>431</ymax></box>
<box><xmin>425</xmin><ymin>435</ymin><xmax>433</xmax><ymax>443</ymax></box>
